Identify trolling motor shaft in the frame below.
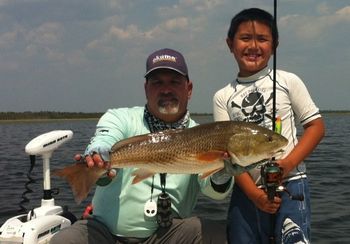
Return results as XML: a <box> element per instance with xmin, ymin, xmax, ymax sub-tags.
<box><xmin>25</xmin><ymin>130</ymin><xmax>73</xmax><ymax>201</ymax></box>
<box><xmin>260</xmin><ymin>161</ymin><xmax>304</xmax><ymax>201</ymax></box>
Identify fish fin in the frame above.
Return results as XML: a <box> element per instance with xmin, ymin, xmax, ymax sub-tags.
<box><xmin>53</xmin><ymin>163</ymin><xmax>105</xmax><ymax>204</ymax></box>
<box><xmin>200</xmin><ymin>167</ymin><xmax>224</xmax><ymax>179</ymax></box>
<box><xmin>112</xmin><ymin>134</ymin><xmax>150</xmax><ymax>151</ymax></box>
<box><xmin>111</xmin><ymin>129</ymin><xmax>183</xmax><ymax>152</ymax></box>
<box><xmin>196</xmin><ymin>151</ymin><xmax>227</xmax><ymax>162</ymax></box>
<box><xmin>131</xmin><ymin>168</ymin><xmax>155</xmax><ymax>184</ymax></box>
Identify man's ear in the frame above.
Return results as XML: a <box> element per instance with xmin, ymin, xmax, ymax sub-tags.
<box><xmin>144</xmin><ymin>80</ymin><xmax>148</xmax><ymax>99</ymax></box>
<box><xmin>187</xmin><ymin>80</ymin><xmax>193</xmax><ymax>99</ymax></box>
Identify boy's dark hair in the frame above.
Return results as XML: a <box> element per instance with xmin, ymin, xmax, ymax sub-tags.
<box><xmin>227</xmin><ymin>8</ymin><xmax>279</xmax><ymax>49</ymax></box>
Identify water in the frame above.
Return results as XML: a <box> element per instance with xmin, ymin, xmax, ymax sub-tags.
<box><xmin>0</xmin><ymin>114</ymin><xmax>349</xmax><ymax>243</ymax></box>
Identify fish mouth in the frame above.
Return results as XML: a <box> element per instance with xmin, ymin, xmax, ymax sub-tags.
<box><xmin>271</xmin><ymin>148</ymin><xmax>285</xmax><ymax>158</ymax></box>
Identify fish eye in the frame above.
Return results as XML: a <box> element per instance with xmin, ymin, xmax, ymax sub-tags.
<box><xmin>268</xmin><ymin>135</ymin><xmax>273</xmax><ymax>142</ymax></box>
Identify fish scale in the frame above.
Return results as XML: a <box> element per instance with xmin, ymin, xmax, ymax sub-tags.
<box><xmin>54</xmin><ymin>121</ymin><xmax>288</xmax><ymax>203</ymax></box>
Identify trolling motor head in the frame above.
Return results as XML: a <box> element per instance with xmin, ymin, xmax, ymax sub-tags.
<box><xmin>25</xmin><ymin>130</ymin><xmax>73</xmax><ymax>158</ymax></box>
<box><xmin>25</xmin><ymin>130</ymin><xmax>73</xmax><ymax>200</ymax></box>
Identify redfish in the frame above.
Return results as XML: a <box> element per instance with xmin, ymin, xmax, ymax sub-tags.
<box><xmin>54</xmin><ymin>121</ymin><xmax>288</xmax><ymax>203</ymax></box>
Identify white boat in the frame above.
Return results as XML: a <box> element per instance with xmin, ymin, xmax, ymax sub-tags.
<box><xmin>0</xmin><ymin>130</ymin><xmax>76</xmax><ymax>244</ymax></box>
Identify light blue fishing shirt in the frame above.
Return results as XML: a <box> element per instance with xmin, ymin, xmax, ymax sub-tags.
<box><xmin>85</xmin><ymin>106</ymin><xmax>233</xmax><ymax>238</ymax></box>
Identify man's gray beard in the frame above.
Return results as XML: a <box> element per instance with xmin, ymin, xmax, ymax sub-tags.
<box><xmin>158</xmin><ymin>104</ymin><xmax>180</xmax><ymax>115</ymax></box>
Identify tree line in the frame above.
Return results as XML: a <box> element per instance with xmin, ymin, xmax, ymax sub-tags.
<box><xmin>0</xmin><ymin>111</ymin><xmax>103</xmax><ymax>120</ymax></box>
<box><xmin>0</xmin><ymin>110</ymin><xmax>348</xmax><ymax>121</ymax></box>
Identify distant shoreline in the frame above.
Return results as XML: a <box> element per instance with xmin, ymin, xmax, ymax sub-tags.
<box><xmin>0</xmin><ymin>111</ymin><xmax>348</xmax><ymax>121</ymax></box>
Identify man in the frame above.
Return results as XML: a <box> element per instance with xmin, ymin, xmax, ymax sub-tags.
<box><xmin>51</xmin><ymin>48</ymin><xmax>233</xmax><ymax>244</ymax></box>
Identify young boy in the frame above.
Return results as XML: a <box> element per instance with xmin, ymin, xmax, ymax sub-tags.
<box><xmin>213</xmin><ymin>8</ymin><xmax>325</xmax><ymax>244</ymax></box>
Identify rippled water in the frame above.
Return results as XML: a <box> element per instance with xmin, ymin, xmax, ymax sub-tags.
<box><xmin>0</xmin><ymin>114</ymin><xmax>349</xmax><ymax>243</ymax></box>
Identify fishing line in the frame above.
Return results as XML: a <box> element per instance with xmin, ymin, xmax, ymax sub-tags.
<box><xmin>272</xmin><ymin>0</ymin><xmax>277</xmax><ymax>130</ymax></box>
<box><xmin>269</xmin><ymin>1</ymin><xmax>278</xmax><ymax>243</ymax></box>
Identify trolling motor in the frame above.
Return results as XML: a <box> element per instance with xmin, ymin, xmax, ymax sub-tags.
<box><xmin>260</xmin><ymin>161</ymin><xmax>304</xmax><ymax>202</ymax></box>
<box><xmin>25</xmin><ymin>130</ymin><xmax>74</xmax><ymax>204</ymax></box>
<box><xmin>0</xmin><ymin>130</ymin><xmax>75</xmax><ymax>244</ymax></box>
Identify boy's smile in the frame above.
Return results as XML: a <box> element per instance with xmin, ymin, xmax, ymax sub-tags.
<box><xmin>227</xmin><ymin>20</ymin><xmax>274</xmax><ymax>77</ymax></box>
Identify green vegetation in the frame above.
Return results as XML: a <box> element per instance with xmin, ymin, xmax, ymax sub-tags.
<box><xmin>0</xmin><ymin>111</ymin><xmax>103</xmax><ymax>121</ymax></box>
<box><xmin>0</xmin><ymin>110</ymin><xmax>348</xmax><ymax>121</ymax></box>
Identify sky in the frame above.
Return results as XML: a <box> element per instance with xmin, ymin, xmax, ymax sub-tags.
<box><xmin>0</xmin><ymin>0</ymin><xmax>349</xmax><ymax>113</ymax></box>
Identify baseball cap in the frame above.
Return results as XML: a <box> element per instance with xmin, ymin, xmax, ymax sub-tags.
<box><xmin>144</xmin><ymin>48</ymin><xmax>188</xmax><ymax>78</ymax></box>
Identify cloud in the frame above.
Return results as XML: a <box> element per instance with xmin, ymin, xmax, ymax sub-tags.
<box><xmin>109</xmin><ymin>24</ymin><xmax>141</xmax><ymax>40</ymax></box>
<box><xmin>0</xmin><ymin>29</ymin><xmax>18</xmax><ymax>49</ymax></box>
<box><xmin>21</xmin><ymin>22</ymin><xmax>65</xmax><ymax>62</ymax></box>
<box><xmin>146</xmin><ymin>17</ymin><xmax>191</xmax><ymax>39</ymax></box>
<box><xmin>26</xmin><ymin>22</ymin><xmax>64</xmax><ymax>45</ymax></box>
<box><xmin>336</xmin><ymin>5</ymin><xmax>350</xmax><ymax>18</ymax></box>
<box><xmin>279</xmin><ymin>5</ymin><xmax>350</xmax><ymax>41</ymax></box>
<box><xmin>85</xmin><ymin>0</ymin><xmax>227</xmax><ymax>53</ymax></box>
<box><xmin>0</xmin><ymin>0</ymin><xmax>348</xmax><ymax>111</ymax></box>
<box><xmin>156</xmin><ymin>0</ymin><xmax>226</xmax><ymax>19</ymax></box>
<box><xmin>316</xmin><ymin>2</ymin><xmax>330</xmax><ymax>15</ymax></box>
<box><xmin>163</xmin><ymin>17</ymin><xmax>189</xmax><ymax>31</ymax></box>
<box><xmin>86</xmin><ymin>16</ymin><xmax>192</xmax><ymax>54</ymax></box>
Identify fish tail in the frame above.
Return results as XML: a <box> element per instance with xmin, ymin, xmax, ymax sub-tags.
<box><xmin>53</xmin><ymin>163</ymin><xmax>105</xmax><ymax>204</ymax></box>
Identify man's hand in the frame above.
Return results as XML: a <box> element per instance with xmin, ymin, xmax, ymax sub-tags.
<box><xmin>210</xmin><ymin>154</ymin><xmax>263</xmax><ymax>185</ymax></box>
<box><xmin>223</xmin><ymin>158</ymin><xmax>263</xmax><ymax>176</ymax></box>
<box><xmin>75</xmin><ymin>153</ymin><xmax>109</xmax><ymax>169</ymax></box>
<box><xmin>74</xmin><ymin>153</ymin><xmax>117</xmax><ymax>183</ymax></box>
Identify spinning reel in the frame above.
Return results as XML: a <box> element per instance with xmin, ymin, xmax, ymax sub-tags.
<box><xmin>260</xmin><ymin>161</ymin><xmax>304</xmax><ymax>202</ymax></box>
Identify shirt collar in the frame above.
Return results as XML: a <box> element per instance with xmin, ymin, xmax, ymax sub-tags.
<box><xmin>236</xmin><ymin>67</ymin><xmax>271</xmax><ymax>84</ymax></box>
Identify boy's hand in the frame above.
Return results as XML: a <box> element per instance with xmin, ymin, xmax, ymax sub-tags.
<box><xmin>252</xmin><ymin>189</ymin><xmax>282</xmax><ymax>214</ymax></box>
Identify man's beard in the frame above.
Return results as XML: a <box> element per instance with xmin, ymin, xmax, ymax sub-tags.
<box><xmin>157</xmin><ymin>98</ymin><xmax>180</xmax><ymax>115</ymax></box>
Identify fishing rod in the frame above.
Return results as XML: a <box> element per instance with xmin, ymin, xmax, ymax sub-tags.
<box><xmin>260</xmin><ymin>2</ymin><xmax>303</xmax><ymax>243</ymax></box>
<box><xmin>272</xmin><ymin>0</ymin><xmax>277</xmax><ymax>132</ymax></box>
<box><xmin>269</xmin><ymin>0</ymin><xmax>278</xmax><ymax>243</ymax></box>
